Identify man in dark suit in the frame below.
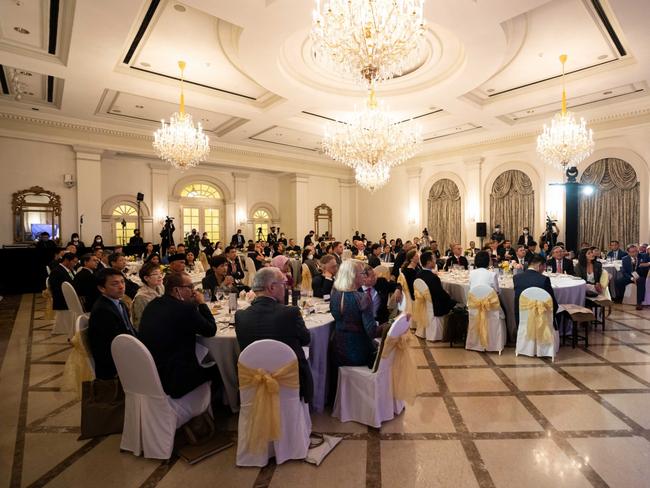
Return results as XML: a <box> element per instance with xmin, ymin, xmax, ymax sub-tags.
<box><xmin>368</xmin><ymin>243</ymin><xmax>382</xmax><ymax>267</ymax></box>
<box><xmin>361</xmin><ymin>265</ymin><xmax>402</xmax><ymax>325</ymax></box>
<box><xmin>73</xmin><ymin>253</ymin><xmax>100</xmax><ymax>312</ymax></box>
<box><xmin>332</xmin><ymin>241</ymin><xmax>343</xmax><ymax>266</ymax></box>
<box><xmin>547</xmin><ymin>246</ymin><xmax>575</xmax><ymax>275</ymax></box>
<box><xmin>607</xmin><ymin>240</ymin><xmax>628</xmax><ymax>260</ymax></box>
<box><xmin>303</xmin><ymin>230</ymin><xmax>315</xmax><ymax>248</ymax></box>
<box><xmin>312</xmin><ymin>255</ymin><xmax>337</xmax><ymax>298</ymax></box>
<box><xmin>391</xmin><ymin>241</ymin><xmax>413</xmax><ymax>279</ymax></box>
<box><xmin>616</xmin><ymin>245</ymin><xmax>650</xmax><ymax>309</ymax></box>
<box><xmin>224</xmin><ymin>246</ymin><xmax>245</xmax><ymax>282</ymax></box>
<box><xmin>139</xmin><ymin>272</ymin><xmax>220</xmax><ymax>398</ymax></box>
<box><xmin>230</xmin><ymin>229</ymin><xmax>245</xmax><ymax>249</ymax></box>
<box><xmin>88</xmin><ymin>269</ymin><xmax>138</xmax><ymax>379</ymax></box>
<box><xmin>525</xmin><ymin>241</ymin><xmax>539</xmax><ymax>264</ymax></box>
<box><xmin>512</xmin><ymin>245</ymin><xmax>529</xmax><ymax>270</ymax></box>
<box><xmin>235</xmin><ymin>267</ymin><xmax>313</xmax><ymax>402</ymax></box>
<box><xmin>128</xmin><ymin>229</ymin><xmax>144</xmax><ymax>247</ymax></box>
<box><xmin>513</xmin><ymin>254</ymin><xmax>558</xmax><ymax>328</ymax></box>
<box><xmin>49</xmin><ymin>252</ymin><xmax>78</xmax><ymax>311</ymax></box>
<box><xmin>517</xmin><ymin>227</ymin><xmax>533</xmax><ymax>247</ymax></box>
<box><xmin>417</xmin><ymin>252</ymin><xmax>457</xmax><ymax>316</ymax></box>
<box><xmin>444</xmin><ymin>244</ymin><xmax>469</xmax><ymax>271</ymax></box>
<box><xmin>500</xmin><ymin>240</ymin><xmax>516</xmax><ymax>261</ymax></box>
<box><xmin>108</xmin><ymin>252</ymin><xmax>140</xmax><ymax>299</ymax></box>
<box><xmin>491</xmin><ymin>225</ymin><xmax>505</xmax><ymax>247</ymax></box>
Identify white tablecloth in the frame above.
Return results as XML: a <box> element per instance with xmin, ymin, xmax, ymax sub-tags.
<box><xmin>439</xmin><ymin>271</ymin><xmax>586</xmax><ymax>342</ymax></box>
<box><xmin>198</xmin><ymin>299</ymin><xmax>334</xmax><ymax>413</ymax></box>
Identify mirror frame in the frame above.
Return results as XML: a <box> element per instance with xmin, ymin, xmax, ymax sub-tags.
<box><xmin>314</xmin><ymin>203</ymin><xmax>332</xmax><ymax>238</ymax></box>
<box><xmin>12</xmin><ymin>186</ymin><xmax>62</xmax><ymax>244</ymax></box>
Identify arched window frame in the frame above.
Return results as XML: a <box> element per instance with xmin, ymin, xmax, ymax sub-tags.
<box><xmin>179</xmin><ymin>182</ymin><xmax>224</xmax><ymax>244</ymax></box>
<box><xmin>111</xmin><ymin>202</ymin><xmax>138</xmax><ymax>246</ymax></box>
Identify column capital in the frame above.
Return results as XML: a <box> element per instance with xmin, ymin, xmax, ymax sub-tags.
<box><xmin>463</xmin><ymin>156</ymin><xmax>484</xmax><ymax>169</ymax></box>
<box><xmin>73</xmin><ymin>145</ymin><xmax>103</xmax><ymax>161</ymax></box>
<box><xmin>339</xmin><ymin>178</ymin><xmax>356</xmax><ymax>188</ymax></box>
<box><xmin>149</xmin><ymin>162</ymin><xmax>169</xmax><ymax>172</ymax></box>
<box><xmin>290</xmin><ymin>173</ymin><xmax>310</xmax><ymax>184</ymax></box>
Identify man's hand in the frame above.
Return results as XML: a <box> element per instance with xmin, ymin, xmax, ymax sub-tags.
<box><xmin>224</xmin><ymin>276</ymin><xmax>235</xmax><ymax>286</ymax></box>
<box><xmin>193</xmin><ymin>290</ymin><xmax>205</xmax><ymax>305</ymax></box>
<box><xmin>393</xmin><ymin>289</ymin><xmax>403</xmax><ymax>304</ymax></box>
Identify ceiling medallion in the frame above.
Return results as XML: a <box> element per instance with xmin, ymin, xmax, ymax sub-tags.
<box><xmin>536</xmin><ymin>54</ymin><xmax>594</xmax><ymax>173</ymax></box>
<box><xmin>311</xmin><ymin>0</ymin><xmax>426</xmax><ymax>87</ymax></box>
<box><xmin>153</xmin><ymin>60</ymin><xmax>210</xmax><ymax>170</ymax></box>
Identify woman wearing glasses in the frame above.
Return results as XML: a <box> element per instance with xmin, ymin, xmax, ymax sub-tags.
<box><xmin>132</xmin><ymin>261</ymin><xmax>164</xmax><ymax>328</ymax></box>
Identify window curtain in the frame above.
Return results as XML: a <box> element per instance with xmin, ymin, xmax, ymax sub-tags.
<box><xmin>489</xmin><ymin>170</ymin><xmax>535</xmax><ymax>244</ymax></box>
<box><xmin>427</xmin><ymin>179</ymin><xmax>461</xmax><ymax>251</ymax></box>
<box><xmin>579</xmin><ymin>158</ymin><xmax>639</xmax><ymax>249</ymax></box>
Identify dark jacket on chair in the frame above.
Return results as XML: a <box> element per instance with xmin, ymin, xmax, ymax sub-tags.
<box><xmin>513</xmin><ymin>269</ymin><xmax>558</xmax><ymax>328</ymax></box>
<box><xmin>416</xmin><ymin>269</ymin><xmax>457</xmax><ymax>317</ymax></box>
<box><xmin>235</xmin><ymin>296</ymin><xmax>313</xmax><ymax>402</ymax></box>
<box><xmin>312</xmin><ymin>274</ymin><xmax>334</xmax><ymax>298</ymax></box>
<box><xmin>73</xmin><ymin>267</ymin><xmax>100</xmax><ymax>312</ymax></box>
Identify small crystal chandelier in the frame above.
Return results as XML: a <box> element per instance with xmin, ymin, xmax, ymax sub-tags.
<box><xmin>537</xmin><ymin>54</ymin><xmax>594</xmax><ymax>172</ymax></box>
<box><xmin>153</xmin><ymin>60</ymin><xmax>210</xmax><ymax>170</ymax></box>
<box><xmin>311</xmin><ymin>0</ymin><xmax>426</xmax><ymax>87</ymax></box>
<box><xmin>354</xmin><ymin>161</ymin><xmax>391</xmax><ymax>192</ymax></box>
<box><xmin>322</xmin><ymin>88</ymin><xmax>422</xmax><ymax>181</ymax></box>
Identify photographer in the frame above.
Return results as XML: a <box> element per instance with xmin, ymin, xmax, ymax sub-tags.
<box><xmin>160</xmin><ymin>217</ymin><xmax>175</xmax><ymax>257</ymax></box>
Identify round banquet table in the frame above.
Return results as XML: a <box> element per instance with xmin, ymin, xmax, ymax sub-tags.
<box><xmin>197</xmin><ymin>299</ymin><xmax>334</xmax><ymax>413</ymax></box>
<box><xmin>438</xmin><ymin>271</ymin><xmax>586</xmax><ymax>343</ymax></box>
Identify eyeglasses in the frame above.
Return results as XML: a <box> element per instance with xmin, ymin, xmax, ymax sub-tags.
<box><xmin>177</xmin><ymin>284</ymin><xmax>194</xmax><ymax>290</ymax></box>
<box><xmin>270</xmin><ymin>281</ymin><xmax>287</xmax><ymax>287</ymax></box>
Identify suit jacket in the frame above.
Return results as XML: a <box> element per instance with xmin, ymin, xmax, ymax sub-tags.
<box><xmin>312</xmin><ymin>274</ymin><xmax>334</xmax><ymax>298</ymax></box>
<box><xmin>303</xmin><ymin>234</ymin><xmax>314</xmax><ymax>248</ymax></box>
<box><xmin>391</xmin><ymin>250</ymin><xmax>407</xmax><ymax>278</ymax></box>
<box><xmin>607</xmin><ymin>249</ymin><xmax>628</xmax><ymax>260</ymax></box>
<box><xmin>235</xmin><ymin>296</ymin><xmax>313</xmax><ymax>402</ymax></box>
<box><xmin>73</xmin><ymin>267</ymin><xmax>100</xmax><ymax>312</ymax></box>
<box><xmin>513</xmin><ymin>269</ymin><xmax>558</xmax><ymax>327</ymax></box>
<box><xmin>416</xmin><ymin>269</ymin><xmax>457</xmax><ymax>317</ymax></box>
<box><xmin>368</xmin><ymin>254</ymin><xmax>381</xmax><ymax>268</ymax></box>
<box><xmin>444</xmin><ymin>255</ymin><xmax>469</xmax><ymax>271</ymax></box>
<box><xmin>547</xmin><ymin>257</ymin><xmax>575</xmax><ymax>275</ymax></box>
<box><xmin>227</xmin><ymin>257</ymin><xmax>245</xmax><ymax>281</ymax></box>
<box><xmin>88</xmin><ymin>295</ymin><xmax>137</xmax><ymax>379</ymax></box>
<box><xmin>621</xmin><ymin>253</ymin><xmax>650</xmax><ymax>283</ymax></box>
<box><xmin>379</xmin><ymin>252</ymin><xmax>394</xmax><ymax>263</ymax></box>
<box><xmin>121</xmin><ymin>272</ymin><xmax>140</xmax><ymax>299</ymax></box>
<box><xmin>365</xmin><ymin>277</ymin><xmax>398</xmax><ymax>324</ymax></box>
<box><xmin>139</xmin><ymin>295</ymin><xmax>216</xmax><ymax>398</ymax></box>
<box><xmin>501</xmin><ymin>247</ymin><xmax>517</xmax><ymax>261</ymax></box>
<box><xmin>517</xmin><ymin>234</ymin><xmax>532</xmax><ymax>246</ymax></box>
<box><xmin>230</xmin><ymin>233</ymin><xmax>245</xmax><ymax>247</ymax></box>
<box><xmin>49</xmin><ymin>264</ymin><xmax>74</xmax><ymax>310</ymax></box>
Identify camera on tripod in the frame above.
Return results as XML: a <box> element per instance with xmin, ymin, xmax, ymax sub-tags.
<box><xmin>164</xmin><ymin>216</ymin><xmax>174</xmax><ymax>225</ymax></box>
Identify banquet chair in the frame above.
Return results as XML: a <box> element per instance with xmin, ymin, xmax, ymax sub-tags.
<box><xmin>52</xmin><ymin>283</ymin><xmax>76</xmax><ymax>337</ymax></box>
<box><xmin>341</xmin><ymin>249</ymin><xmax>352</xmax><ymax>261</ymax></box>
<box><xmin>515</xmin><ymin>287</ymin><xmax>560</xmax><ymax>361</ymax></box>
<box><xmin>332</xmin><ymin>314</ymin><xmax>411</xmax><ymax>428</ymax></box>
<box><xmin>62</xmin><ymin>282</ymin><xmax>85</xmax><ymax>315</ymax></box>
<box><xmin>301</xmin><ymin>263</ymin><xmax>312</xmax><ymax>292</ymax></box>
<box><xmin>374</xmin><ymin>265</ymin><xmax>390</xmax><ymax>281</ymax></box>
<box><xmin>62</xmin><ymin>315</ymin><xmax>95</xmax><ymax>397</ymax></box>
<box><xmin>75</xmin><ymin>314</ymin><xmax>95</xmax><ymax>376</ymax></box>
<box><xmin>413</xmin><ymin>278</ymin><xmax>444</xmax><ymax>341</ymax></box>
<box><xmin>236</xmin><ymin>340</ymin><xmax>310</xmax><ymax>467</ymax></box>
<box><xmin>111</xmin><ymin>334</ymin><xmax>212</xmax><ymax>460</ymax></box>
<box><xmin>397</xmin><ymin>271</ymin><xmax>414</xmax><ymax>320</ymax></box>
<box><xmin>585</xmin><ymin>271</ymin><xmax>613</xmax><ymax>331</ymax></box>
<box><xmin>244</xmin><ymin>256</ymin><xmax>257</xmax><ymax>288</ymax></box>
<box><xmin>465</xmin><ymin>285</ymin><xmax>506</xmax><ymax>353</ymax></box>
<box><xmin>622</xmin><ymin>283</ymin><xmax>638</xmax><ymax>305</ymax></box>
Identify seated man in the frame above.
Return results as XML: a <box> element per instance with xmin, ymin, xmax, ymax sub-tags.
<box><xmin>360</xmin><ymin>265</ymin><xmax>402</xmax><ymax>325</ymax></box>
<box><xmin>235</xmin><ymin>267</ymin><xmax>313</xmax><ymax>403</ymax></box>
<box><xmin>444</xmin><ymin>243</ymin><xmax>469</xmax><ymax>271</ymax></box>
<box><xmin>73</xmin><ymin>253</ymin><xmax>100</xmax><ymax>312</ymax></box>
<box><xmin>160</xmin><ymin>244</ymin><xmax>177</xmax><ymax>264</ymax></box>
<box><xmin>202</xmin><ymin>255</ymin><xmax>237</xmax><ymax>299</ymax></box>
<box><xmin>616</xmin><ymin>244</ymin><xmax>650</xmax><ymax>310</ymax></box>
<box><xmin>525</xmin><ymin>241</ymin><xmax>539</xmax><ymax>263</ymax></box>
<box><xmin>88</xmin><ymin>269</ymin><xmax>138</xmax><ymax>379</ymax></box>
<box><xmin>224</xmin><ymin>245</ymin><xmax>245</xmax><ymax>281</ymax></box>
<box><xmin>500</xmin><ymin>240</ymin><xmax>516</xmax><ymax>261</ymax></box>
<box><xmin>417</xmin><ymin>252</ymin><xmax>457</xmax><ymax>317</ymax></box>
<box><xmin>312</xmin><ymin>254</ymin><xmax>338</xmax><ymax>298</ymax></box>
<box><xmin>487</xmin><ymin>239</ymin><xmax>501</xmax><ymax>265</ymax></box>
<box><xmin>513</xmin><ymin>254</ymin><xmax>559</xmax><ymax>328</ymax></box>
<box><xmin>511</xmin><ymin>245</ymin><xmax>529</xmax><ymax>271</ymax></box>
<box><xmin>139</xmin><ymin>272</ymin><xmax>220</xmax><ymax>398</ymax></box>
<box><xmin>607</xmin><ymin>240</ymin><xmax>628</xmax><ymax>260</ymax></box>
<box><xmin>49</xmin><ymin>252</ymin><xmax>78</xmax><ymax>313</ymax></box>
<box><xmin>546</xmin><ymin>245</ymin><xmax>575</xmax><ymax>275</ymax></box>
<box><xmin>109</xmin><ymin>252</ymin><xmax>140</xmax><ymax>299</ymax></box>
<box><xmin>248</xmin><ymin>242</ymin><xmax>266</xmax><ymax>271</ymax></box>
<box><xmin>167</xmin><ymin>253</ymin><xmax>186</xmax><ymax>274</ymax></box>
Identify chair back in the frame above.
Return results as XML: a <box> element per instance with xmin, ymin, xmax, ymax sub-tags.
<box><xmin>111</xmin><ymin>334</ymin><xmax>166</xmax><ymax>397</ymax></box>
<box><xmin>468</xmin><ymin>284</ymin><xmax>495</xmax><ymax>300</ymax></box>
<box><xmin>519</xmin><ymin>287</ymin><xmax>553</xmax><ymax>329</ymax></box>
<box><xmin>288</xmin><ymin>258</ymin><xmax>302</xmax><ymax>289</ymax></box>
<box><xmin>62</xmin><ymin>282</ymin><xmax>84</xmax><ymax>316</ymax></box>
<box><xmin>75</xmin><ymin>315</ymin><xmax>95</xmax><ymax>374</ymax></box>
<box><xmin>341</xmin><ymin>249</ymin><xmax>352</xmax><ymax>261</ymax></box>
<box><xmin>521</xmin><ymin>286</ymin><xmax>551</xmax><ymax>302</ymax></box>
<box><xmin>374</xmin><ymin>265</ymin><xmax>390</xmax><ymax>280</ymax></box>
<box><xmin>387</xmin><ymin>313</ymin><xmax>410</xmax><ymax>338</ymax></box>
<box><xmin>239</xmin><ymin>339</ymin><xmax>296</xmax><ymax>372</ymax></box>
<box><xmin>301</xmin><ymin>263</ymin><xmax>312</xmax><ymax>291</ymax></box>
<box><xmin>245</xmin><ymin>257</ymin><xmax>257</xmax><ymax>287</ymax></box>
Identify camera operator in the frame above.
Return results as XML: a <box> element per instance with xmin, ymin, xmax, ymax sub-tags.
<box><xmin>160</xmin><ymin>217</ymin><xmax>175</xmax><ymax>257</ymax></box>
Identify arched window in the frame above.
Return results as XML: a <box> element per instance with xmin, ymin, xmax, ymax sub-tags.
<box><xmin>112</xmin><ymin>203</ymin><xmax>138</xmax><ymax>245</ymax></box>
<box><xmin>180</xmin><ymin>182</ymin><xmax>223</xmax><ymax>243</ymax></box>
<box><xmin>252</xmin><ymin>208</ymin><xmax>271</xmax><ymax>241</ymax></box>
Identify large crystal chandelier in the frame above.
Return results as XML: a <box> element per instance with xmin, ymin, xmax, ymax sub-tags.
<box><xmin>537</xmin><ymin>54</ymin><xmax>594</xmax><ymax>171</ymax></box>
<box><xmin>311</xmin><ymin>0</ymin><xmax>426</xmax><ymax>86</ymax></box>
<box><xmin>354</xmin><ymin>161</ymin><xmax>391</xmax><ymax>192</ymax></box>
<box><xmin>153</xmin><ymin>61</ymin><xmax>210</xmax><ymax>170</ymax></box>
<box><xmin>322</xmin><ymin>89</ymin><xmax>422</xmax><ymax>178</ymax></box>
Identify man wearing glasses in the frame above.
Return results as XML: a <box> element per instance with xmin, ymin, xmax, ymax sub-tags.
<box><xmin>234</xmin><ymin>267</ymin><xmax>313</xmax><ymax>403</ymax></box>
<box><xmin>139</xmin><ymin>272</ymin><xmax>221</xmax><ymax>399</ymax></box>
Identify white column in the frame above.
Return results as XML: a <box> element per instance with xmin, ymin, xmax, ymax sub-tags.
<box><xmin>74</xmin><ymin>147</ymin><xmax>103</xmax><ymax>242</ymax></box>
<box><xmin>406</xmin><ymin>166</ymin><xmax>422</xmax><ymax>237</ymax></box>
<box><xmin>339</xmin><ymin>178</ymin><xmax>357</xmax><ymax>240</ymax></box>
<box><xmin>293</xmin><ymin>174</ymin><xmax>310</xmax><ymax>237</ymax></box>
<box><xmin>232</xmin><ymin>172</ymin><xmax>250</xmax><ymax>238</ymax></box>
<box><xmin>463</xmin><ymin>157</ymin><xmax>484</xmax><ymax>246</ymax></box>
<box><xmin>149</xmin><ymin>163</ymin><xmax>169</xmax><ymax>244</ymax></box>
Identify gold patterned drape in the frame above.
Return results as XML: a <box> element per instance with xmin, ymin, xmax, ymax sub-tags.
<box><xmin>427</xmin><ymin>179</ymin><xmax>461</xmax><ymax>251</ymax></box>
<box><xmin>579</xmin><ymin>158</ymin><xmax>639</xmax><ymax>249</ymax></box>
<box><xmin>489</xmin><ymin>170</ymin><xmax>535</xmax><ymax>244</ymax></box>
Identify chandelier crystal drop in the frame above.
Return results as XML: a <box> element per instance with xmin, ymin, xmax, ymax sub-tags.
<box><xmin>311</xmin><ymin>0</ymin><xmax>426</xmax><ymax>86</ymax></box>
<box><xmin>153</xmin><ymin>61</ymin><xmax>210</xmax><ymax>170</ymax></box>
<box><xmin>354</xmin><ymin>162</ymin><xmax>391</xmax><ymax>192</ymax></box>
<box><xmin>536</xmin><ymin>54</ymin><xmax>594</xmax><ymax>171</ymax></box>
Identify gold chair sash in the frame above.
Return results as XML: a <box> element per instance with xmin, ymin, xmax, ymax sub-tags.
<box><xmin>467</xmin><ymin>291</ymin><xmax>500</xmax><ymax>348</ymax></box>
<box><xmin>381</xmin><ymin>333</ymin><xmax>418</xmax><ymax>404</ymax></box>
<box><xmin>237</xmin><ymin>359</ymin><xmax>299</xmax><ymax>453</ymax></box>
<box><xmin>520</xmin><ymin>295</ymin><xmax>553</xmax><ymax>345</ymax></box>
<box><xmin>412</xmin><ymin>289</ymin><xmax>431</xmax><ymax>337</ymax></box>
<box><xmin>397</xmin><ymin>273</ymin><xmax>412</xmax><ymax>314</ymax></box>
<box><xmin>42</xmin><ymin>288</ymin><xmax>55</xmax><ymax>320</ymax></box>
<box><xmin>301</xmin><ymin>265</ymin><xmax>312</xmax><ymax>291</ymax></box>
<box><xmin>61</xmin><ymin>331</ymin><xmax>94</xmax><ymax>399</ymax></box>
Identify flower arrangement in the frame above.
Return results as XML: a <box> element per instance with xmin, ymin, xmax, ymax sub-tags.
<box><xmin>499</xmin><ymin>260</ymin><xmax>511</xmax><ymax>273</ymax></box>
<box><xmin>160</xmin><ymin>264</ymin><xmax>171</xmax><ymax>275</ymax></box>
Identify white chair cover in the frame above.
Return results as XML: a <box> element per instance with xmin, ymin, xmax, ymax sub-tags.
<box><xmin>244</xmin><ymin>257</ymin><xmax>257</xmax><ymax>287</ymax></box>
<box><xmin>622</xmin><ymin>283</ymin><xmax>637</xmax><ymax>305</ymax></box>
<box><xmin>111</xmin><ymin>335</ymin><xmax>211</xmax><ymax>460</ymax></box>
<box><xmin>60</xmin><ymin>282</ymin><xmax>85</xmax><ymax>338</ymax></box>
<box><xmin>413</xmin><ymin>278</ymin><xmax>444</xmax><ymax>341</ymax></box>
<box><xmin>236</xmin><ymin>340</ymin><xmax>310</xmax><ymax>467</ymax></box>
<box><xmin>62</xmin><ymin>315</ymin><xmax>95</xmax><ymax>398</ymax></box>
<box><xmin>515</xmin><ymin>287</ymin><xmax>560</xmax><ymax>361</ymax></box>
<box><xmin>332</xmin><ymin>314</ymin><xmax>409</xmax><ymax>428</ymax></box>
<box><xmin>465</xmin><ymin>285</ymin><xmax>506</xmax><ymax>353</ymax></box>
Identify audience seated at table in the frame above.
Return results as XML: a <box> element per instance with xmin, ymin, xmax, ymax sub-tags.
<box><xmin>379</xmin><ymin>244</ymin><xmax>394</xmax><ymax>263</ymax></box>
<box><xmin>271</xmin><ymin>254</ymin><xmax>294</xmax><ymax>289</ymax></box>
<box><xmin>444</xmin><ymin>243</ymin><xmax>469</xmax><ymax>271</ymax></box>
<box><xmin>312</xmin><ymin>254</ymin><xmax>338</xmax><ymax>298</ymax></box>
<box><xmin>185</xmin><ymin>251</ymin><xmax>204</xmax><ymax>274</ymax></box>
<box><xmin>235</xmin><ymin>267</ymin><xmax>313</xmax><ymax>403</ymax></box>
<box><xmin>330</xmin><ymin>260</ymin><xmax>381</xmax><ymax>369</ymax></box>
<box><xmin>141</xmin><ymin>242</ymin><xmax>155</xmax><ymax>261</ymax></box>
<box><xmin>606</xmin><ymin>240</ymin><xmax>628</xmax><ymax>260</ymax></box>
<box><xmin>132</xmin><ymin>262</ymin><xmax>164</xmax><ymax>328</ymax></box>
<box><xmin>139</xmin><ymin>272</ymin><xmax>220</xmax><ymax>399</ymax></box>
<box><xmin>224</xmin><ymin>246</ymin><xmax>245</xmax><ymax>282</ymax></box>
<box><xmin>160</xmin><ymin>244</ymin><xmax>176</xmax><ymax>264</ymax></box>
<box><xmin>417</xmin><ymin>252</ymin><xmax>457</xmax><ymax>317</ymax></box>
<box><xmin>88</xmin><ymin>269</ymin><xmax>138</xmax><ymax>379</ymax></box>
<box><xmin>469</xmin><ymin>251</ymin><xmax>500</xmax><ymax>294</ymax></box>
<box><xmin>167</xmin><ymin>253</ymin><xmax>187</xmax><ymax>274</ymax></box>
<box><xmin>513</xmin><ymin>254</ymin><xmax>559</xmax><ymax>328</ymax></box>
<box><xmin>108</xmin><ymin>252</ymin><xmax>140</xmax><ymax>299</ymax></box>
<box><xmin>49</xmin><ymin>251</ymin><xmax>78</xmax><ymax>311</ymax></box>
<box><xmin>574</xmin><ymin>247</ymin><xmax>604</xmax><ymax>297</ymax></box>
<box><xmin>400</xmin><ymin>249</ymin><xmax>421</xmax><ymax>300</ymax></box>
<box><xmin>302</xmin><ymin>247</ymin><xmax>320</xmax><ymax>277</ymax></box>
<box><xmin>367</xmin><ymin>243</ymin><xmax>382</xmax><ymax>267</ymax></box>
<box><xmin>73</xmin><ymin>253</ymin><xmax>100</xmax><ymax>312</ymax></box>
<box><xmin>546</xmin><ymin>246</ymin><xmax>575</xmax><ymax>275</ymax></box>
<box><xmin>247</xmin><ymin>242</ymin><xmax>266</xmax><ymax>271</ymax></box>
<box><xmin>500</xmin><ymin>240</ymin><xmax>517</xmax><ymax>261</ymax></box>
<box><xmin>511</xmin><ymin>245</ymin><xmax>529</xmax><ymax>271</ymax></box>
<box><xmin>487</xmin><ymin>240</ymin><xmax>501</xmax><ymax>265</ymax></box>
<box><xmin>615</xmin><ymin>244</ymin><xmax>650</xmax><ymax>310</ymax></box>
<box><xmin>361</xmin><ymin>264</ymin><xmax>401</xmax><ymax>325</ymax></box>
<box><xmin>524</xmin><ymin>241</ymin><xmax>539</xmax><ymax>263</ymax></box>
<box><xmin>202</xmin><ymin>255</ymin><xmax>238</xmax><ymax>300</ymax></box>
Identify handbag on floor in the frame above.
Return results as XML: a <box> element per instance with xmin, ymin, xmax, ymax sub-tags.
<box><xmin>447</xmin><ymin>306</ymin><xmax>469</xmax><ymax>347</ymax></box>
<box><xmin>79</xmin><ymin>378</ymin><xmax>125</xmax><ymax>439</ymax></box>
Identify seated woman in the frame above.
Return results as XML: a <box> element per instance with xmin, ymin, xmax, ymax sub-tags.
<box><xmin>202</xmin><ymin>255</ymin><xmax>237</xmax><ymax>299</ymax></box>
<box><xmin>271</xmin><ymin>254</ymin><xmax>294</xmax><ymax>289</ymax></box>
<box><xmin>330</xmin><ymin>260</ymin><xmax>380</xmax><ymax>368</ymax></box>
<box><xmin>185</xmin><ymin>251</ymin><xmax>205</xmax><ymax>274</ymax></box>
<box><xmin>132</xmin><ymin>262</ymin><xmax>164</xmax><ymax>328</ymax></box>
<box><xmin>302</xmin><ymin>247</ymin><xmax>320</xmax><ymax>278</ymax></box>
<box><xmin>141</xmin><ymin>242</ymin><xmax>155</xmax><ymax>261</ymax></box>
<box><xmin>574</xmin><ymin>247</ymin><xmax>604</xmax><ymax>297</ymax></box>
<box><xmin>401</xmin><ymin>249</ymin><xmax>420</xmax><ymax>301</ymax></box>
<box><xmin>469</xmin><ymin>251</ymin><xmax>500</xmax><ymax>294</ymax></box>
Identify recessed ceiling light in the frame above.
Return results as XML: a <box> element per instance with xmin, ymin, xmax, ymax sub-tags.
<box><xmin>526</xmin><ymin>109</ymin><xmax>535</xmax><ymax>114</ymax></box>
<box><xmin>486</xmin><ymin>88</ymin><xmax>495</xmax><ymax>93</ymax></box>
<box><xmin>173</xmin><ymin>4</ymin><xmax>186</xmax><ymax>12</ymax></box>
<box><xmin>112</xmin><ymin>109</ymin><xmax>122</xmax><ymax>113</ymax></box>
<box><xmin>598</xmin><ymin>54</ymin><xmax>608</xmax><ymax>60</ymax></box>
<box><xmin>140</xmin><ymin>62</ymin><xmax>151</xmax><ymax>67</ymax></box>
<box><xmin>31</xmin><ymin>107</ymin><xmax>39</xmax><ymax>111</ymax></box>
<box><xmin>135</xmin><ymin>104</ymin><xmax>144</xmax><ymax>109</ymax></box>
<box><xmin>603</xmin><ymin>90</ymin><xmax>613</xmax><ymax>95</ymax></box>
<box><xmin>27</xmin><ymin>92</ymin><xmax>34</xmax><ymax>96</ymax></box>
<box><xmin>13</xmin><ymin>26</ymin><xmax>29</xmax><ymax>34</ymax></box>
<box><xmin>19</xmin><ymin>71</ymin><xmax>32</xmax><ymax>76</ymax></box>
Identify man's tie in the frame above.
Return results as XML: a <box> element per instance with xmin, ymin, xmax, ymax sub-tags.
<box><xmin>557</xmin><ymin>260</ymin><xmax>563</xmax><ymax>274</ymax></box>
<box><xmin>119</xmin><ymin>302</ymin><xmax>137</xmax><ymax>336</ymax></box>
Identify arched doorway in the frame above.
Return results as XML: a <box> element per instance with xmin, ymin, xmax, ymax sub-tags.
<box><xmin>489</xmin><ymin>170</ymin><xmax>534</xmax><ymax>244</ymax></box>
<box><xmin>427</xmin><ymin>179</ymin><xmax>461</xmax><ymax>252</ymax></box>
<box><xmin>111</xmin><ymin>203</ymin><xmax>138</xmax><ymax>246</ymax></box>
<box><xmin>579</xmin><ymin>158</ymin><xmax>639</xmax><ymax>249</ymax></box>
<box><xmin>180</xmin><ymin>182</ymin><xmax>224</xmax><ymax>244</ymax></box>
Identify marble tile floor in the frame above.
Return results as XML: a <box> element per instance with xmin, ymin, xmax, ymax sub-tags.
<box><xmin>1</xmin><ymin>295</ymin><xmax>649</xmax><ymax>488</ymax></box>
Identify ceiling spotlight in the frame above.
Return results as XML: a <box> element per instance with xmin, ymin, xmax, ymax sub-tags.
<box><xmin>13</xmin><ymin>26</ymin><xmax>29</xmax><ymax>34</ymax></box>
<box><xmin>173</xmin><ymin>4</ymin><xmax>186</xmax><ymax>12</ymax></box>
<box><xmin>135</xmin><ymin>104</ymin><xmax>144</xmax><ymax>109</ymax></box>
<box><xmin>597</xmin><ymin>54</ymin><xmax>608</xmax><ymax>60</ymax></box>
<box><xmin>140</xmin><ymin>62</ymin><xmax>151</xmax><ymax>67</ymax></box>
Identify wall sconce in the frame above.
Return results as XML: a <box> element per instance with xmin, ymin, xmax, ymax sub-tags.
<box><xmin>63</xmin><ymin>174</ymin><xmax>76</xmax><ymax>188</ymax></box>
<box><xmin>236</xmin><ymin>209</ymin><xmax>247</xmax><ymax>226</ymax></box>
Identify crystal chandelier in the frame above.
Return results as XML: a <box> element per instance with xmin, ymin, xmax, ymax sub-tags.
<box><xmin>322</xmin><ymin>89</ymin><xmax>422</xmax><ymax>179</ymax></box>
<box><xmin>354</xmin><ymin>161</ymin><xmax>391</xmax><ymax>192</ymax></box>
<box><xmin>536</xmin><ymin>54</ymin><xmax>594</xmax><ymax>171</ymax></box>
<box><xmin>311</xmin><ymin>0</ymin><xmax>426</xmax><ymax>86</ymax></box>
<box><xmin>153</xmin><ymin>61</ymin><xmax>210</xmax><ymax>170</ymax></box>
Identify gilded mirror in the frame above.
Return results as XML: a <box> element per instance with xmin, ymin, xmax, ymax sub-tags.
<box><xmin>12</xmin><ymin>186</ymin><xmax>62</xmax><ymax>244</ymax></box>
<box><xmin>314</xmin><ymin>203</ymin><xmax>332</xmax><ymax>238</ymax></box>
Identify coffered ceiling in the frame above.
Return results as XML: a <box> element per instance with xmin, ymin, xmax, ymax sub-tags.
<box><xmin>0</xmin><ymin>0</ymin><xmax>649</xmax><ymax>167</ymax></box>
